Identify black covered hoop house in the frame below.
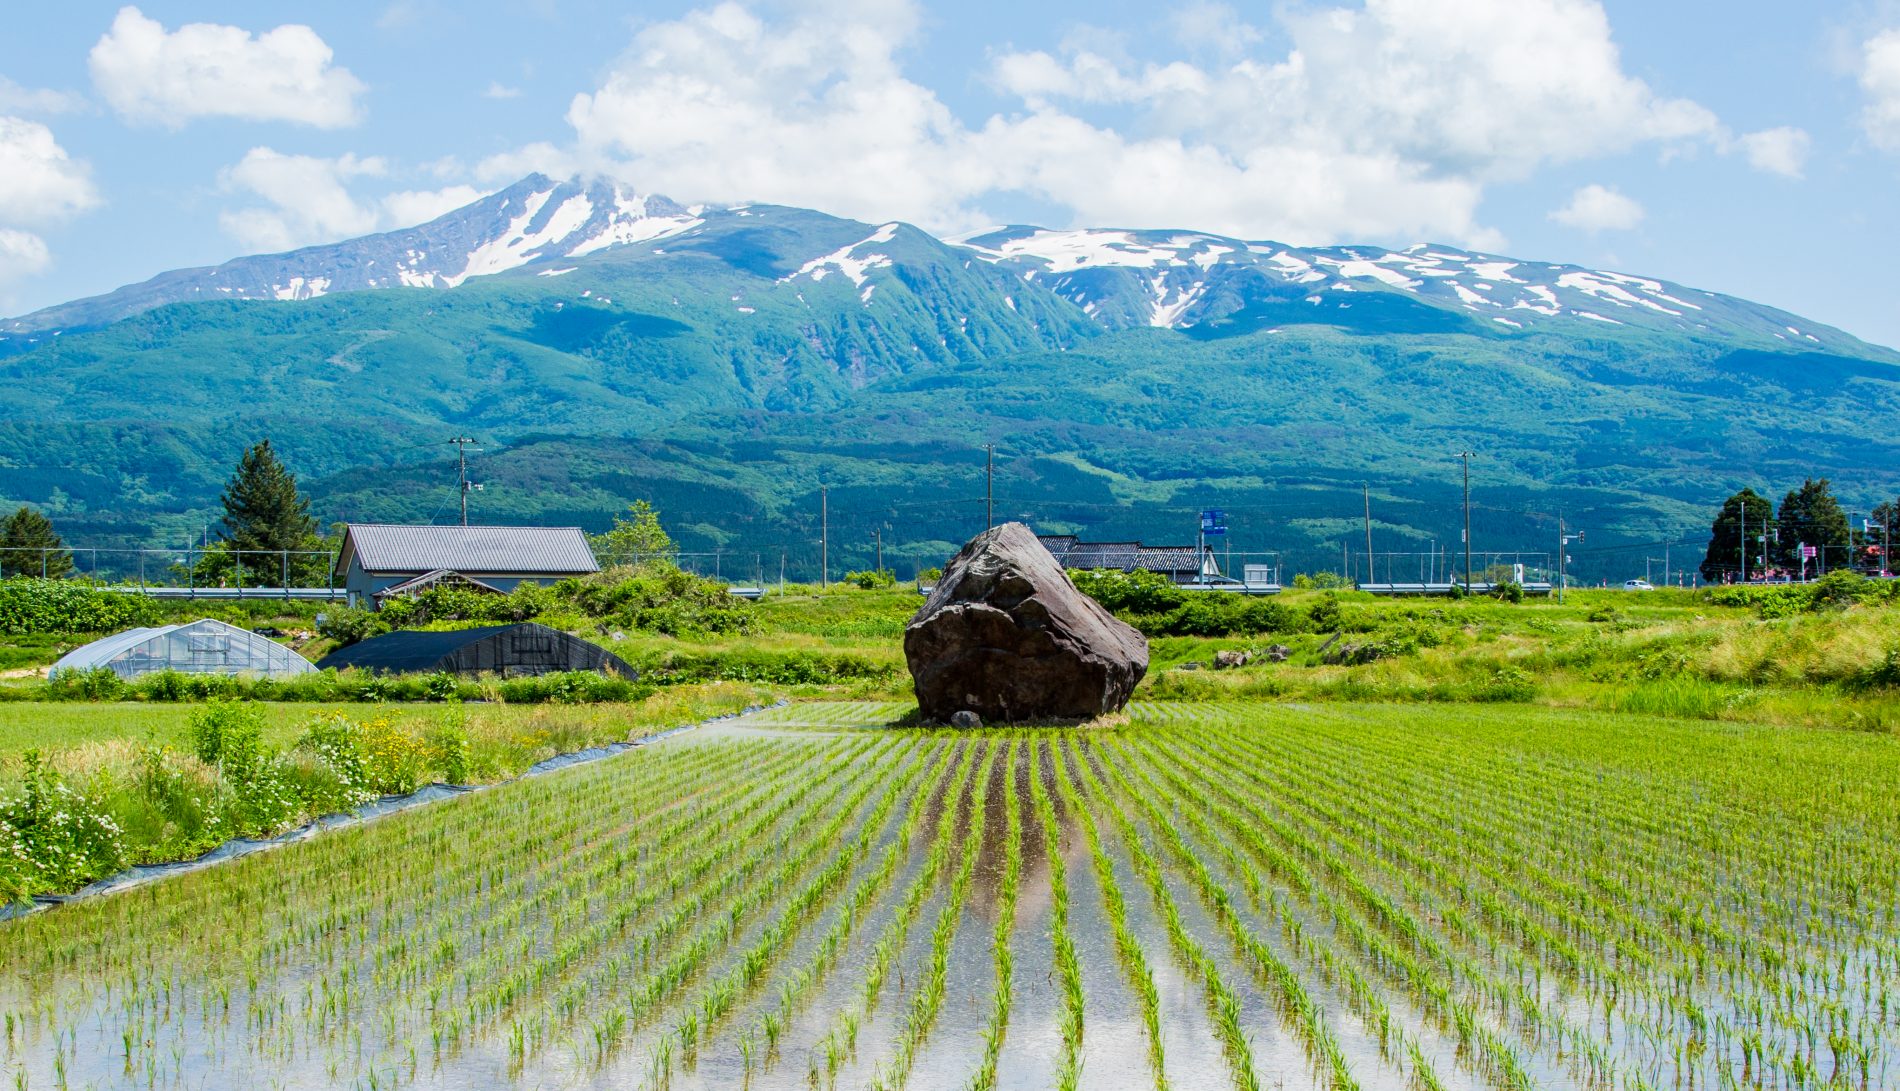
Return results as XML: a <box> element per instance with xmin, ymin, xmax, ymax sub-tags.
<box><xmin>316</xmin><ymin>623</ymin><xmax>635</xmax><ymax>678</ymax></box>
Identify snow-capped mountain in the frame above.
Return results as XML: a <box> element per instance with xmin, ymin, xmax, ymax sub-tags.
<box><xmin>1</xmin><ymin>173</ymin><xmax>1882</xmax><ymax>362</ymax></box>
<box><xmin>955</xmin><ymin>226</ymin><xmax>1852</xmax><ymax>352</ymax></box>
<box><xmin>3</xmin><ymin>175</ymin><xmax>704</xmax><ymax>334</ymax></box>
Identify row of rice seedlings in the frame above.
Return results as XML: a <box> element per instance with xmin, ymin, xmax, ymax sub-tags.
<box><xmin>1212</xmin><ymin>704</ymin><xmax>1863</xmax><ymax>1091</ymax></box>
<box><xmin>1200</xmin><ymin>716</ymin><xmax>1709</xmax><ymax>1084</ymax></box>
<box><xmin>1099</xmin><ymin>735</ymin><xmax>1363</xmax><ymax>1091</ymax></box>
<box><xmin>792</xmin><ymin>738</ymin><xmax>981</xmax><ymax>1082</ymax></box>
<box><xmin>453</xmin><ymin>740</ymin><xmax>873</xmax><ymax>1045</ymax></box>
<box><xmin>283</xmin><ymin>739</ymin><xmax>839</xmax><ymax>1080</ymax></box>
<box><xmin>1117</xmin><ymin>731</ymin><xmax>1456</xmax><ymax>1091</ymax></box>
<box><xmin>1064</xmin><ymin>736</ymin><xmax>1262</xmax><ymax>1091</ymax></box>
<box><xmin>1160</xmin><ymin>719</ymin><xmax>1546</xmax><ymax>1091</ymax></box>
<box><xmin>8</xmin><ymin>737</ymin><xmax>769</xmax><ymax>1085</ymax></box>
<box><xmin>627</xmin><ymin>736</ymin><xmax>910</xmax><ymax>1078</ymax></box>
<box><xmin>1027</xmin><ymin>738</ymin><xmax>1085</xmax><ymax>1091</ymax></box>
<box><xmin>660</xmin><ymin>738</ymin><xmax>942</xmax><ymax>1070</ymax></box>
<box><xmin>741</xmin><ymin>737</ymin><xmax>958</xmax><ymax>1078</ymax></box>
<box><xmin>1046</xmin><ymin>730</ymin><xmax>1168</xmax><ymax>1090</ymax></box>
<box><xmin>1318</xmin><ymin>705</ymin><xmax>1899</xmax><ymax>1069</ymax></box>
<box><xmin>872</xmin><ymin>740</ymin><xmax>1001</xmax><ymax>1090</ymax></box>
<box><xmin>967</xmin><ymin>737</ymin><xmax>1024</xmax><ymax>1091</ymax></box>
<box><xmin>1176</xmin><ymin>719</ymin><xmax>1623</xmax><ymax>1080</ymax></box>
<box><xmin>366</xmin><ymin>740</ymin><xmax>815</xmax><ymax>1039</ymax></box>
<box><xmin>435</xmin><ymin>741</ymin><xmax>858</xmax><ymax>1071</ymax></box>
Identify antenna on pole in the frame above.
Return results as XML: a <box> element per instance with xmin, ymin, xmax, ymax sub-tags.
<box><xmin>985</xmin><ymin>444</ymin><xmax>995</xmax><ymax>530</ymax></box>
<box><xmin>820</xmin><ymin>485</ymin><xmax>829</xmax><ymax>589</ymax></box>
<box><xmin>450</xmin><ymin>437</ymin><xmax>480</xmax><ymax>526</ymax></box>
<box><xmin>1456</xmin><ymin>452</ymin><xmax>1475</xmax><ymax>593</ymax></box>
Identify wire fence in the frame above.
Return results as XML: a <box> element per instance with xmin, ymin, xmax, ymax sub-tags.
<box><xmin>0</xmin><ymin>547</ymin><xmax>341</xmax><ymax>597</ymax></box>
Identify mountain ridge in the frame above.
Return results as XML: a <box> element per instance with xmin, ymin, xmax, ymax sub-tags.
<box><xmin>7</xmin><ymin>173</ymin><xmax>1887</xmax><ymax>365</ymax></box>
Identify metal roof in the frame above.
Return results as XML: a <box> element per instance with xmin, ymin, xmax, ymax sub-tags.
<box><xmin>338</xmin><ymin>524</ymin><xmax>599</xmax><ymax>578</ymax></box>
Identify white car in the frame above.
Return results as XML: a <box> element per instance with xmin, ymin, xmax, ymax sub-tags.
<box><xmin>1623</xmin><ymin>579</ymin><xmax>1655</xmax><ymax>591</ymax></box>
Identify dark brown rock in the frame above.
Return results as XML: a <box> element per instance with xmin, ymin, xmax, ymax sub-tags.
<box><xmin>904</xmin><ymin>523</ymin><xmax>1148</xmax><ymax>722</ymax></box>
<box><xmin>1212</xmin><ymin>649</ymin><xmax>1251</xmax><ymax>669</ymax></box>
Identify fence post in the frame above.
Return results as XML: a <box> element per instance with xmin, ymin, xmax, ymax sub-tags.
<box><xmin>236</xmin><ymin>550</ymin><xmax>243</xmax><ymax>596</ymax></box>
<box><xmin>282</xmin><ymin>550</ymin><xmax>289</xmax><ymax>599</ymax></box>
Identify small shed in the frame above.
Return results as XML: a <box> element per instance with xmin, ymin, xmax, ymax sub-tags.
<box><xmin>334</xmin><ymin>524</ymin><xmax>600</xmax><ymax>608</ymax></box>
<box><xmin>315</xmin><ymin>623</ymin><xmax>635</xmax><ymax>678</ymax></box>
<box><xmin>51</xmin><ymin>619</ymin><xmax>318</xmax><ymax>680</ymax></box>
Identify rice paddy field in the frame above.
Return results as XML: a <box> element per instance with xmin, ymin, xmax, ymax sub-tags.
<box><xmin>2</xmin><ymin>699</ymin><xmax>1897</xmax><ymax>1091</ymax></box>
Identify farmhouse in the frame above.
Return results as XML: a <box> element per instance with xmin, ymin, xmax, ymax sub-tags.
<box><xmin>334</xmin><ymin>524</ymin><xmax>599</xmax><ymax>609</ymax></box>
<box><xmin>315</xmin><ymin>622</ymin><xmax>635</xmax><ymax>678</ymax></box>
<box><xmin>1037</xmin><ymin>535</ymin><xmax>1226</xmax><ymax>585</ymax></box>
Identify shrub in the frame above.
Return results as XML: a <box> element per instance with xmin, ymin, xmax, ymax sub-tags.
<box><xmin>360</xmin><ymin>717</ymin><xmax>430</xmax><ymax>795</ymax></box>
<box><xmin>296</xmin><ymin>714</ymin><xmax>375</xmax><ymax>809</ymax></box>
<box><xmin>1307</xmin><ymin>594</ymin><xmax>1344</xmax><ymax>632</ymax></box>
<box><xmin>189</xmin><ymin>701</ymin><xmax>265</xmax><ymax>770</ymax></box>
<box><xmin>2</xmin><ymin>750</ymin><xmax>125</xmax><ymax>891</ymax></box>
<box><xmin>1492</xmin><ymin>580</ymin><xmax>1525</xmax><ymax>604</ymax></box>
<box><xmin>319</xmin><ymin>606</ymin><xmax>388</xmax><ymax>646</ymax></box>
<box><xmin>557</xmin><ymin>563</ymin><xmax>754</xmax><ymax>636</ymax></box>
<box><xmin>426</xmin><ymin>713</ymin><xmax>471</xmax><ymax>784</ymax></box>
<box><xmin>844</xmin><ymin>569</ymin><xmax>897</xmax><ymax>589</ymax></box>
<box><xmin>1291</xmin><ymin>572</ymin><xmax>1351</xmax><ymax>590</ymax></box>
<box><xmin>1071</xmin><ymin>569</ymin><xmax>1186</xmax><ymax>614</ymax></box>
<box><xmin>0</xmin><ymin>577</ymin><xmax>162</xmax><ymax>636</ymax></box>
<box><xmin>44</xmin><ymin>666</ymin><xmax>126</xmax><ymax>701</ymax></box>
<box><xmin>917</xmin><ymin>567</ymin><xmax>943</xmax><ymax>582</ymax></box>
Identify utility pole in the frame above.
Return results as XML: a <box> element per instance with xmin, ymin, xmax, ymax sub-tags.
<box><xmin>1738</xmin><ymin>504</ymin><xmax>1747</xmax><ymax>584</ymax></box>
<box><xmin>820</xmin><ymin>486</ymin><xmax>829</xmax><ymax>589</ymax></box>
<box><xmin>1557</xmin><ymin>518</ymin><xmax>1582</xmax><ymax>603</ymax></box>
<box><xmin>1363</xmin><ymin>483</ymin><xmax>1374</xmax><ymax>587</ymax></box>
<box><xmin>985</xmin><ymin>444</ymin><xmax>994</xmax><ymax>531</ymax></box>
<box><xmin>1457</xmin><ymin>452</ymin><xmax>1475</xmax><ymax>593</ymax></box>
<box><xmin>875</xmin><ymin>527</ymin><xmax>883</xmax><ymax>574</ymax></box>
<box><xmin>450</xmin><ymin>436</ymin><xmax>479</xmax><ymax>526</ymax></box>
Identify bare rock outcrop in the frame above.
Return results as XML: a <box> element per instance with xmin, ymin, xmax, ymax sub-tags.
<box><xmin>904</xmin><ymin>523</ymin><xmax>1148</xmax><ymax>722</ymax></box>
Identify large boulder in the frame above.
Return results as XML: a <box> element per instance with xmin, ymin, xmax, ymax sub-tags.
<box><xmin>904</xmin><ymin>522</ymin><xmax>1148</xmax><ymax>722</ymax></box>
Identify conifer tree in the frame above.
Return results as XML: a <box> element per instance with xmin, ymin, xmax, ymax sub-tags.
<box><xmin>0</xmin><ymin>505</ymin><xmax>71</xmax><ymax>579</ymax></box>
<box><xmin>1699</xmin><ymin>488</ymin><xmax>1773</xmax><ymax>583</ymax></box>
<box><xmin>1775</xmin><ymin>478</ymin><xmax>1850</xmax><ymax>574</ymax></box>
<box><xmin>218</xmin><ymin>440</ymin><xmax>316</xmax><ymax>582</ymax></box>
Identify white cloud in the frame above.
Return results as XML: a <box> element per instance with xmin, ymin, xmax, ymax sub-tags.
<box><xmin>0</xmin><ymin>116</ymin><xmax>100</xmax><ymax>225</ymax></box>
<box><xmin>1861</xmin><ymin>28</ymin><xmax>1900</xmax><ymax>151</ymax></box>
<box><xmin>1549</xmin><ymin>184</ymin><xmax>1644</xmax><ymax>232</ymax></box>
<box><xmin>89</xmin><ymin>6</ymin><xmax>366</xmax><ymax>129</ymax></box>
<box><xmin>1738</xmin><ymin>126</ymin><xmax>1810</xmax><ymax>178</ymax></box>
<box><xmin>381</xmin><ymin>185</ymin><xmax>484</xmax><ymax>226</ymax></box>
<box><xmin>533</xmin><ymin>0</ymin><xmax>1732</xmax><ymax>248</ymax></box>
<box><xmin>218</xmin><ymin>147</ymin><xmax>487</xmax><ymax>251</ymax></box>
<box><xmin>1171</xmin><ymin>2</ymin><xmax>1263</xmax><ymax>56</ymax></box>
<box><xmin>0</xmin><ymin>228</ymin><xmax>51</xmax><ymax>287</ymax></box>
<box><xmin>218</xmin><ymin>148</ymin><xmax>386</xmax><ymax>251</ymax></box>
<box><xmin>484</xmin><ymin>82</ymin><xmax>522</xmax><ymax>100</ymax></box>
<box><xmin>0</xmin><ymin>77</ymin><xmax>86</xmax><ymax>116</ymax></box>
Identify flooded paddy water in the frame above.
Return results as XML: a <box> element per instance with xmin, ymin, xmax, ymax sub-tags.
<box><xmin>4</xmin><ymin>700</ymin><xmax>1900</xmax><ymax>1090</ymax></box>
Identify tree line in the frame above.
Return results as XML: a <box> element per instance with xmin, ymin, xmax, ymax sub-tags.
<box><xmin>1699</xmin><ymin>477</ymin><xmax>1896</xmax><ymax>583</ymax></box>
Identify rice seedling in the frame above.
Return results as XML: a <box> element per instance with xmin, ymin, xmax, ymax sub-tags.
<box><xmin>0</xmin><ymin>701</ymin><xmax>1894</xmax><ymax>1090</ymax></box>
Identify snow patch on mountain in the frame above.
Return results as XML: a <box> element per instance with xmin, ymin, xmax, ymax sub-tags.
<box><xmin>790</xmin><ymin>223</ymin><xmax>898</xmax><ymax>288</ymax></box>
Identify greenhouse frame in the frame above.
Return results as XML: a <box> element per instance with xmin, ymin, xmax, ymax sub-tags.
<box><xmin>50</xmin><ymin>619</ymin><xmax>318</xmax><ymax>680</ymax></box>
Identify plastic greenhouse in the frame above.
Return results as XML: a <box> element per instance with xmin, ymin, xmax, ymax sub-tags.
<box><xmin>50</xmin><ymin>619</ymin><xmax>318</xmax><ymax>680</ymax></box>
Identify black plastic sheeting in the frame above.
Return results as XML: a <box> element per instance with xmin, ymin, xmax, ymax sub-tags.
<box><xmin>0</xmin><ymin>700</ymin><xmax>785</xmax><ymax>923</ymax></box>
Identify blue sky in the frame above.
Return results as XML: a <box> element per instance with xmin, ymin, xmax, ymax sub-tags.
<box><xmin>4</xmin><ymin>1</ymin><xmax>1900</xmax><ymax>347</ymax></box>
